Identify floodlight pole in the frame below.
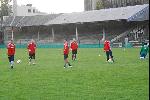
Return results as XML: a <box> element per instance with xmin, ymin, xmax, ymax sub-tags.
<box><xmin>10</xmin><ymin>0</ymin><xmax>17</xmax><ymax>41</ymax></box>
<box><xmin>10</xmin><ymin>16</ymin><xmax>16</xmax><ymax>41</ymax></box>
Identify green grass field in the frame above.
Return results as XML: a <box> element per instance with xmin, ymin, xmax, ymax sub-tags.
<box><xmin>0</xmin><ymin>48</ymin><xmax>149</xmax><ymax>100</ymax></box>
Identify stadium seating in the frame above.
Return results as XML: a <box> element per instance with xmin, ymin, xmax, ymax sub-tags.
<box><xmin>3</xmin><ymin>21</ymin><xmax>148</xmax><ymax>46</ymax></box>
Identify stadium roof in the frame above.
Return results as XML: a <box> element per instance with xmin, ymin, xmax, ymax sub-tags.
<box><xmin>45</xmin><ymin>4</ymin><xmax>149</xmax><ymax>25</ymax></box>
<box><xmin>3</xmin><ymin>4</ymin><xmax>149</xmax><ymax>27</ymax></box>
<box><xmin>3</xmin><ymin>14</ymin><xmax>62</xmax><ymax>27</ymax></box>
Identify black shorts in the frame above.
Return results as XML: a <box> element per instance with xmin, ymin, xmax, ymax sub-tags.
<box><xmin>8</xmin><ymin>55</ymin><xmax>14</xmax><ymax>62</ymax></box>
<box><xmin>64</xmin><ymin>54</ymin><xmax>68</xmax><ymax>60</ymax></box>
<box><xmin>29</xmin><ymin>53</ymin><xmax>35</xmax><ymax>59</ymax></box>
<box><xmin>72</xmin><ymin>49</ymin><xmax>77</xmax><ymax>54</ymax></box>
<box><xmin>140</xmin><ymin>53</ymin><xmax>146</xmax><ymax>58</ymax></box>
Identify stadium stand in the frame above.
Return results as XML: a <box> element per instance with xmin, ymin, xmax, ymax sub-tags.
<box><xmin>2</xmin><ymin>4</ymin><xmax>149</xmax><ymax>47</ymax></box>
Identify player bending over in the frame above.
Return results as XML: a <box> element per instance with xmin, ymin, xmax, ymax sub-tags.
<box><xmin>104</xmin><ymin>39</ymin><xmax>114</xmax><ymax>62</ymax></box>
<box><xmin>7</xmin><ymin>40</ymin><xmax>15</xmax><ymax>69</ymax></box>
<box><xmin>27</xmin><ymin>39</ymin><xmax>36</xmax><ymax>65</ymax></box>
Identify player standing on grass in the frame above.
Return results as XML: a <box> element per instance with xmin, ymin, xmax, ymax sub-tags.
<box><xmin>27</xmin><ymin>39</ymin><xmax>36</xmax><ymax>65</ymax></box>
<box><xmin>63</xmin><ymin>39</ymin><xmax>72</xmax><ymax>68</ymax></box>
<box><xmin>104</xmin><ymin>39</ymin><xmax>114</xmax><ymax>62</ymax></box>
<box><xmin>70</xmin><ymin>38</ymin><xmax>78</xmax><ymax>61</ymax></box>
<box><xmin>7</xmin><ymin>39</ymin><xmax>15</xmax><ymax>69</ymax></box>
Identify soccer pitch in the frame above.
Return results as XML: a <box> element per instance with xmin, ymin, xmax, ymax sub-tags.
<box><xmin>0</xmin><ymin>48</ymin><xmax>149</xmax><ymax>100</ymax></box>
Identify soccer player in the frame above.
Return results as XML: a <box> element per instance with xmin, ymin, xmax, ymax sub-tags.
<box><xmin>27</xmin><ymin>39</ymin><xmax>36</xmax><ymax>65</ymax></box>
<box><xmin>70</xmin><ymin>38</ymin><xmax>78</xmax><ymax>61</ymax></box>
<box><xmin>7</xmin><ymin>39</ymin><xmax>15</xmax><ymax>69</ymax></box>
<box><xmin>63</xmin><ymin>39</ymin><xmax>72</xmax><ymax>68</ymax></box>
<box><xmin>103</xmin><ymin>39</ymin><xmax>114</xmax><ymax>62</ymax></box>
<box><xmin>140</xmin><ymin>42</ymin><xmax>149</xmax><ymax>59</ymax></box>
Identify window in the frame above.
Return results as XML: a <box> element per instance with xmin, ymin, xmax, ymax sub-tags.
<box><xmin>28</xmin><ymin>9</ymin><xmax>31</xmax><ymax>13</ymax></box>
<box><xmin>33</xmin><ymin>9</ymin><xmax>35</xmax><ymax>13</ymax></box>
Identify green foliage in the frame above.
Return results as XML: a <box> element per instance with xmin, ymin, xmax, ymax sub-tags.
<box><xmin>96</xmin><ymin>1</ymin><xmax>104</xmax><ymax>10</ymax></box>
<box><xmin>0</xmin><ymin>0</ymin><xmax>12</xmax><ymax>16</ymax></box>
<box><xmin>96</xmin><ymin>0</ymin><xmax>112</xmax><ymax>10</ymax></box>
<box><xmin>0</xmin><ymin>48</ymin><xmax>149</xmax><ymax>100</ymax></box>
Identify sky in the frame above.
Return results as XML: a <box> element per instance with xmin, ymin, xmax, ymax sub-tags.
<box><xmin>16</xmin><ymin>0</ymin><xmax>84</xmax><ymax>14</ymax></box>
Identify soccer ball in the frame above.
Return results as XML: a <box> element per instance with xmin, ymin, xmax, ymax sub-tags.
<box><xmin>16</xmin><ymin>59</ymin><xmax>21</xmax><ymax>64</ymax></box>
<box><xmin>108</xmin><ymin>59</ymin><xmax>113</xmax><ymax>63</ymax></box>
<box><xmin>140</xmin><ymin>57</ymin><xmax>145</xmax><ymax>59</ymax></box>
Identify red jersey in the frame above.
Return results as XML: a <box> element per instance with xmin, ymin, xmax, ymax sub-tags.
<box><xmin>7</xmin><ymin>42</ymin><xmax>15</xmax><ymax>56</ymax></box>
<box><xmin>70</xmin><ymin>41</ymin><xmax>78</xmax><ymax>50</ymax></box>
<box><xmin>64</xmin><ymin>41</ymin><xmax>69</xmax><ymax>55</ymax></box>
<box><xmin>27</xmin><ymin>42</ymin><xmax>36</xmax><ymax>54</ymax></box>
<box><xmin>104</xmin><ymin>40</ymin><xmax>111</xmax><ymax>51</ymax></box>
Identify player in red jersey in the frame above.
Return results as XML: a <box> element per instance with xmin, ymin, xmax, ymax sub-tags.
<box><xmin>7</xmin><ymin>40</ymin><xmax>15</xmax><ymax>69</ymax></box>
<box><xmin>63</xmin><ymin>39</ymin><xmax>72</xmax><ymax>68</ymax></box>
<box><xmin>70</xmin><ymin>38</ymin><xmax>78</xmax><ymax>61</ymax></box>
<box><xmin>27</xmin><ymin>39</ymin><xmax>36</xmax><ymax>65</ymax></box>
<box><xmin>104</xmin><ymin>39</ymin><xmax>114</xmax><ymax>62</ymax></box>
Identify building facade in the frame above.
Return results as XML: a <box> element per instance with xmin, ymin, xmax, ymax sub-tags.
<box><xmin>84</xmin><ymin>0</ymin><xmax>149</xmax><ymax>11</ymax></box>
<box><xmin>12</xmin><ymin>0</ymin><xmax>46</xmax><ymax>16</ymax></box>
<box><xmin>16</xmin><ymin>4</ymin><xmax>47</xmax><ymax>16</ymax></box>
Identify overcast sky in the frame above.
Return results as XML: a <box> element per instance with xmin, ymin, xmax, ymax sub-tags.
<box><xmin>16</xmin><ymin>0</ymin><xmax>84</xmax><ymax>14</ymax></box>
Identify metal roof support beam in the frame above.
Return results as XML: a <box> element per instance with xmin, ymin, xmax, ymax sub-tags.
<box><xmin>52</xmin><ymin>27</ymin><xmax>55</xmax><ymax>42</ymax></box>
<box><xmin>102</xmin><ymin>27</ymin><xmax>105</xmax><ymax>41</ymax></box>
<box><xmin>75</xmin><ymin>26</ymin><xmax>78</xmax><ymax>41</ymax></box>
<box><xmin>37</xmin><ymin>31</ymin><xmax>40</xmax><ymax>41</ymax></box>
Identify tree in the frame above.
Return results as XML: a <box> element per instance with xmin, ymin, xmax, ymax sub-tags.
<box><xmin>0</xmin><ymin>0</ymin><xmax>11</xmax><ymax>43</ymax></box>
<box><xmin>0</xmin><ymin>0</ymin><xmax>12</xmax><ymax>17</ymax></box>
<box><xmin>96</xmin><ymin>0</ymin><xmax>112</xmax><ymax>10</ymax></box>
<box><xmin>96</xmin><ymin>0</ymin><xmax>104</xmax><ymax>10</ymax></box>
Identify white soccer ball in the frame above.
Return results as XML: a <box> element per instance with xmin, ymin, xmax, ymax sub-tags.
<box><xmin>108</xmin><ymin>59</ymin><xmax>113</xmax><ymax>63</ymax></box>
<box><xmin>17</xmin><ymin>59</ymin><xmax>21</xmax><ymax>64</ymax></box>
<box><xmin>140</xmin><ymin>57</ymin><xmax>144</xmax><ymax>59</ymax></box>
